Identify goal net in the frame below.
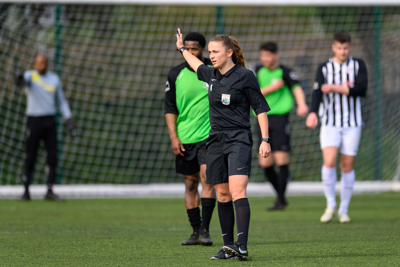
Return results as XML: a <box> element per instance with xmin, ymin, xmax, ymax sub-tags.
<box><xmin>0</xmin><ymin>3</ymin><xmax>399</xmax><ymax>186</ymax></box>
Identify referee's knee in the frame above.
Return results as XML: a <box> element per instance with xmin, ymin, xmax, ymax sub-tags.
<box><xmin>216</xmin><ymin>189</ymin><xmax>232</xmax><ymax>202</ymax></box>
<box><xmin>230</xmin><ymin>191</ymin><xmax>247</xmax><ymax>202</ymax></box>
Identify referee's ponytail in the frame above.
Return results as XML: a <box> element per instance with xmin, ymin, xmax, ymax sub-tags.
<box><xmin>210</xmin><ymin>35</ymin><xmax>246</xmax><ymax>68</ymax></box>
<box><xmin>229</xmin><ymin>36</ymin><xmax>246</xmax><ymax>68</ymax></box>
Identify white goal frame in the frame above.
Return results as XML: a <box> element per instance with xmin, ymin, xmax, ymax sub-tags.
<box><xmin>8</xmin><ymin>0</ymin><xmax>400</xmax><ymax>6</ymax></box>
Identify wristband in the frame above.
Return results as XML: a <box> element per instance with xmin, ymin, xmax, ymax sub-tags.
<box><xmin>177</xmin><ymin>47</ymin><xmax>187</xmax><ymax>54</ymax></box>
<box><xmin>261</xmin><ymin>137</ymin><xmax>271</xmax><ymax>143</ymax></box>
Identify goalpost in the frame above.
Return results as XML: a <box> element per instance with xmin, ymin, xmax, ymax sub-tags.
<box><xmin>0</xmin><ymin>1</ymin><xmax>399</xmax><ymax>196</ymax></box>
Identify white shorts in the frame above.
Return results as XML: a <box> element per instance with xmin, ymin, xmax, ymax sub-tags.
<box><xmin>320</xmin><ymin>125</ymin><xmax>362</xmax><ymax>156</ymax></box>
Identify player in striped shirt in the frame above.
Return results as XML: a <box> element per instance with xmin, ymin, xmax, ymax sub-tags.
<box><xmin>306</xmin><ymin>32</ymin><xmax>368</xmax><ymax>223</ymax></box>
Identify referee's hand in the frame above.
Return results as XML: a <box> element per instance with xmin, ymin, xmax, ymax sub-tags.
<box><xmin>171</xmin><ymin>136</ymin><xmax>185</xmax><ymax>156</ymax></box>
<box><xmin>259</xmin><ymin>142</ymin><xmax>271</xmax><ymax>158</ymax></box>
<box><xmin>175</xmin><ymin>28</ymin><xmax>183</xmax><ymax>50</ymax></box>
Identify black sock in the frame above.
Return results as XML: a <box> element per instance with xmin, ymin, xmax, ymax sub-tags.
<box><xmin>24</xmin><ymin>183</ymin><xmax>30</xmax><ymax>193</ymax></box>
<box><xmin>218</xmin><ymin>201</ymin><xmax>235</xmax><ymax>246</ymax></box>
<box><xmin>278</xmin><ymin>165</ymin><xmax>289</xmax><ymax>205</ymax></box>
<box><xmin>187</xmin><ymin>207</ymin><xmax>201</xmax><ymax>234</ymax></box>
<box><xmin>264</xmin><ymin>166</ymin><xmax>278</xmax><ymax>195</ymax></box>
<box><xmin>200</xmin><ymin>198</ymin><xmax>216</xmax><ymax>233</ymax></box>
<box><xmin>234</xmin><ymin>198</ymin><xmax>250</xmax><ymax>247</ymax></box>
<box><xmin>22</xmin><ymin>175</ymin><xmax>30</xmax><ymax>192</ymax></box>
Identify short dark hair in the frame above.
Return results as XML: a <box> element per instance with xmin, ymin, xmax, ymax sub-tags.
<box><xmin>334</xmin><ymin>32</ymin><xmax>351</xmax><ymax>44</ymax></box>
<box><xmin>259</xmin><ymin>42</ymin><xmax>278</xmax><ymax>53</ymax></box>
<box><xmin>183</xmin><ymin>32</ymin><xmax>206</xmax><ymax>48</ymax></box>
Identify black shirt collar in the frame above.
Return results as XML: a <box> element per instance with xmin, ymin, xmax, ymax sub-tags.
<box><xmin>216</xmin><ymin>63</ymin><xmax>241</xmax><ymax>79</ymax></box>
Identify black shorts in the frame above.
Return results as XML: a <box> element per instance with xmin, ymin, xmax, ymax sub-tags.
<box><xmin>255</xmin><ymin>114</ymin><xmax>290</xmax><ymax>152</ymax></box>
<box><xmin>175</xmin><ymin>139</ymin><xmax>207</xmax><ymax>175</ymax></box>
<box><xmin>206</xmin><ymin>129</ymin><xmax>253</xmax><ymax>185</ymax></box>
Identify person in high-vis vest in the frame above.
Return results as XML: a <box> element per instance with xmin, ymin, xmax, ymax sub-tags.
<box><xmin>15</xmin><ymin>54</ymin><xmax>77</xmax><ymax>201</ymax></box>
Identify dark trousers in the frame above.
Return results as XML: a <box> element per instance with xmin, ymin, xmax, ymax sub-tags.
<box><xmin>24</xmin><ymin>116</ymin><xmax>57</xmax><ymax>188</ymax></box>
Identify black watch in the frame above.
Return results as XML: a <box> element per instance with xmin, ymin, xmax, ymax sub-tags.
<box><xmin>177</xmin><ymin>46</ymin><xmax>187</xmax><ymax>54</ymax></box>
<box><xmin>261</xmin><ymin>137</ymin><xmax>271</xmax><ymax>143</ymax></box>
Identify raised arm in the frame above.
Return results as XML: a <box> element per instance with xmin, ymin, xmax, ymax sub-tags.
<box><xmin>175</xmin><ymin>28</ymin><xmax>204</xmax><ymax>73</ymax></box>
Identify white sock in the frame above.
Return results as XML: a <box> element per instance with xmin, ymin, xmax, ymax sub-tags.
<box><xmin>339</xmin><ymin>170</ymin><xmax>355</xmax><ymax>214</ymax></box>
<box><xmin>322</xmin><ymin>166</ymin><xmax>337</xmax><ymax>209</ymax></box>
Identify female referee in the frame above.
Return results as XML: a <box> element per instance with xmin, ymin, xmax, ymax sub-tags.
<box><xmin>176</xmin><ymin>28</ymin><xmax>271</xmax><ymax>261</ymax></box>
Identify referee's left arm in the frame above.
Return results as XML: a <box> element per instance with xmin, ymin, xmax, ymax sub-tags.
<box><xmin>244</xmin><ymin>71</ymin><xmax>271</xmax><ymax>158</ymax></box>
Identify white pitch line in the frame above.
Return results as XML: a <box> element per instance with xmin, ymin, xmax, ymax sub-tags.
<box><xmin>0</xmin><ymin>181</ymin><xmax>394</xmax><ymax>199</ymax></box>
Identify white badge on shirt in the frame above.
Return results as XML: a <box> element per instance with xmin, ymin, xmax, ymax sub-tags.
<box><xmin>221</xmin><ymin>94</ymin><xmax>231</xmax><ymax>105</ymax></box>
<box><xmin>289</xmin><ymin>71</ymin><xmax>299</xmax><ymax>80</ymax></box>
<box><xmin>165</xmin><ymin>81</ymin><xmax>170</xmax><ymax>92</ymax></box>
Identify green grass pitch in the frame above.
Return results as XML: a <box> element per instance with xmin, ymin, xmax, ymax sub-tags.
<box><xmin>0</xmin><ymin>192</ymin><xmax>399</xmax><ymax>266</ymax></box>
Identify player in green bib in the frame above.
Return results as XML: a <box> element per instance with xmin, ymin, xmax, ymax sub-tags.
<box><xmin>165</xmin><ymin>32</ymin><xmax>216</xmax><ymax>246</ymax></box>
<box><xmin>254</xmin><ymin>42</ymin><xmax>308</xmax><ymax>210</ymax></box>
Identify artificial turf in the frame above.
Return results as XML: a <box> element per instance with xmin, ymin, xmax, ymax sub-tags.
<box><xmin>0</xmin><ymin>192</ymin><xmax>399</xmax><ymax>266</ymax></box>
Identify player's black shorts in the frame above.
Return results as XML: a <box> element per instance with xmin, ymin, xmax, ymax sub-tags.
<box><xmin>206</xmin><ymin>129</ymin><xmax>253</xmax><ymax>185</ymax></box>
<box><xmin>175</xmin><ymin>139</ymin><xmax>207</xmax><ymax>175</ymax></box>
<box><xmin>255</xmin><ymin>114</ymin><xmax>290</xmax><ymax>152</ymax></box>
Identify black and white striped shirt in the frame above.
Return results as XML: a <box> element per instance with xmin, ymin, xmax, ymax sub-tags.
<box><xmin>310</xmin><ymin>57</ymin><xmax>368</xmax><ymax>127</ymax></box>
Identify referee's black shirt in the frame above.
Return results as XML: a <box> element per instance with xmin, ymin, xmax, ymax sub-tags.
<box><xmin>197</xmin><ymin>63</ymin><xmax>270</xmax><ymax>130</ymax></box>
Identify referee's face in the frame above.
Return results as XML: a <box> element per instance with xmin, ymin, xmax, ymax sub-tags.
<box><xmin>184</xmin><ymin>41</ymin><xmax>205</xmax><ymax>61</ymax></box>
<box><xmin>332</xmin><ymin>41</ymin><xmax>352</xmax><ymax>63</ymax></box>
<box><xmin>208</xmin><ymin>41</ymin><xmax>233</xmax><ymax>69</ymax></box>
<box><xmin>260</xmin><ymin>50</ymin><xmax>279</xmax><ymax>69</ymax></box>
